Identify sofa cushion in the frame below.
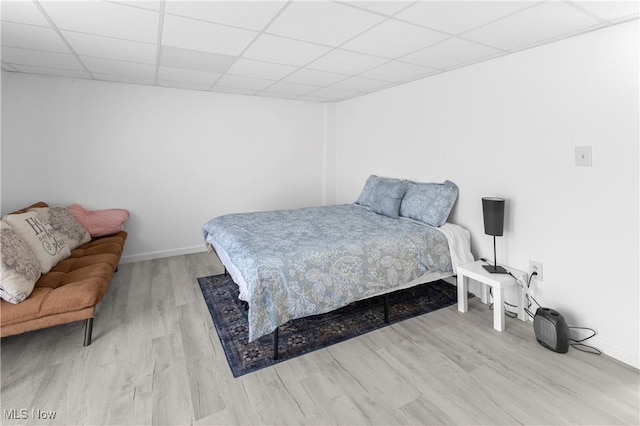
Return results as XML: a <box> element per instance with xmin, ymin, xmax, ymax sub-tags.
<box><xmin>30</xmin><ymin>206</ymin><xmax>91</xmax><ymax>250</ymax></box>
<box><xmin>0</xmin><ymin>231</ymin><xmax>127</xmax><ymax>328</ymax></box>
<box><xmin>0</xmin><ymin>221</ymin><xmax>41</xmax><ymax>304</ymax></box>
<box><xmin>67</xmin><ymin>204</ymin><xmax>129</xmax><ymax>237</ymax></box>
<box><xmin>3</xmin><ymin>211</ymin><xmax>71</xmax><ymax>274</ymax></box>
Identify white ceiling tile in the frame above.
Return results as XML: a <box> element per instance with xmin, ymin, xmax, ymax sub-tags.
<box><xmin>256</xmin><ymin>91</ymin><xmax>300</xmax><ymax>100</ymax></box>
<box><xmin>282</xmin><ymin>69</ymin><xmax>348</xmax><ymax>87</ymax></box>
<box><xmin>464</xmin><ymin>2</ymin><xmax>602</xmax><ymax>51</ymax></box>
<box><xmin>63</xmin><ymin>30</ymin><xmax>157</xmax><ymax>64</ymax></box>
<box><xmin>160</xmin><ymin>45</ymin><xmax>236</xmax><ymax>73</ymax></box>
<box><xmin>162</xmin><ymin>14</ymin><xmax>257</xmax><ymax>56</ymax></box>
<box><xmin>343</xmin><ymin>19</ymin><xmax>449</xmax><ymax>58</ymax></box>
<box><xmin>395</xmin><ymin>1</ymin><xmax>537</xmax><ymax>35</ymax></box>
<box><xmin>264</xmin><ymin>81</ymin><xmax>318</xmax><ymax>96</ymax></box>
<box><xmin>226</xmin><ymin>58</ymin><xmax>297</xmax><ymax>80</ymax></box>
<box><xmin>402</xmin><ymin>37</ymin><xmax>502</xmax><ymax>70</ymax></box>
<box><xmin>329</xmin><ymin>76</ymin><xmax>391</xmax><ymax>92</ymax></box>
<box><xmin>40</xmin><ymin>1</ymin><xmax>158</xmax><ymax>43</ymax></box>
<box><xmin>109</xmin><ymin>1</ymin><xmax>161</xmax><ymax>12</ymax></box>
<box><xmin>2</xmin><ymin>0</ymin><xmax>628</xmax><ymax>102</ymax></box>
<box><xmin>2</xmin><ymin>46</ymin><xmax>84</xmax><ymax>70</ymax></box>
<box><xmin>308</xmin><ymin>87</ymin><xmax>359</xmax><ymax>99</ymax></box>
<box><xmin>11</xmin><ymin>64</ymin><xmax>90</xmax><ymax>79</ymax></box>
<box><xmin>1</xmin><ymin>1</ymin><xmax>51</xmax><ymax>27</ymax></box>
<box><xmin>164</xmin><ymin>1</ymin><xmax>286</xmax><ymax>31</ymax></box>
<box><xmin>93</xmin><ymin>72</ymin><xmax>155</xmax><ymax>85</ymax></box>
<box><xmin>1</xmin><ymin>21</ymin><xmax>70</xmax><ymax>52</ymax></box>
<box><xmin>341</xmin><ymin>1</ymin><xmax>414</xmax><ymax>16</ymax></box>
<box><xmin>307</xmin><ymin>49</ymin><xmax>388</xmax><ymax>75</ymax></box>
<box><xmin>216</xmin><ymin>74</ymin><xmax>276</xmax><ymax>91</ymax></box>
<box><xmin>571</xmin><ymin>1</ymin><xmax>639</xmax><ymax>22</ymax></box>
<box><xmin>81</xmin><ymin>56</ymin><xmax>156</xmax><ymax>78</ymax></box>
<box><xmin>266</xmin><ymin>1</ymin><xmax>385</xmax><ymax>47</ymax></box>
<box><xmin>243</xmin><ymin>34</ymin><xmax>332</xmax><ymax>66</ymax></box>
<box><xmin>158</xmin><ymin>79</ymin><xmax>212</xmax><ymax>91</ymax></box>
<box><xmin>211</xmin><ymin>86</ymin><xmax>258</xmax><ymax>96</ymax></box>
<box><xmin>158</xmin><ymin>66</ymin><xmax>220</xmax><ymax>85</ymax></box>
<box><xmin>360</xmin><ymin>60</ymin><xmax>435</xmax><ymax>82</ymax></box>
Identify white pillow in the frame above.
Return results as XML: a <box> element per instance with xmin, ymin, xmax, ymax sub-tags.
<box><xmin>30</xmin><ymin>206</ymin><xmax>90</xmax><ymax>250</ymax></box>
<box><xmin>0</xmin><ymin>220</ymin><xmax>41</xmax><ymax>304</ymax></box>
<box><xmin>3</xmin><ymin>211</ymin><xmax>71</xmax><ymax>274</ymax></box>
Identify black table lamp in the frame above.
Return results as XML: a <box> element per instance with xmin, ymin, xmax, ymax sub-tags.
<box><xmin>482</xmin><ymin>197</ymin><xmax>508</xmax><ymax>274</ymax></box>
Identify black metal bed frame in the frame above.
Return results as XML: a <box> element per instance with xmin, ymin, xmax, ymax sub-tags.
<box><xmin>224</xmin><ymin>258</ymin><xmax>429</xmax><ymax>361</ymax></box>
<box><xmin>226</xmin><ymin>266</ymin><xmax>394</xmax><ymax>360</ymax></box>
<box><xmin>270</xmin><ymin>293</ymin><xmax>390</xmax><ymax>360</ymax></box>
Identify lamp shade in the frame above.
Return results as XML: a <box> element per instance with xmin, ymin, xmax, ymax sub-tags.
<box><xmin>482</xmin><ymin>197</ymin><xmax>505</xmax><ymax>236</ymax></box>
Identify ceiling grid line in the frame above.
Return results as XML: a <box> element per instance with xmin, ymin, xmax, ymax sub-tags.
<box><xmin>0</xmin><ymin>0</ymin><xmax>637</xmax><ymax>102</ymax></box>
<box><xmin>153</xmin><ymin>0</ymin><xmax>166</xmax><ymax>85</ymax></box>
<box><xmin>31</xmin><ymin>0</ymin><xmax>95</xmax><ymax>79</ymax></box>
<box><xmin>208</xmin><ymin>1</ymin><xmax>293</xmax><ymax>92</ymax></box>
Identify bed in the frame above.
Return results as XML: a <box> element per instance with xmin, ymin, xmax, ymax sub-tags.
<box><xmin>202</xmin><ymin>177</ymin><xmax>474</xmax><ymax>358</ymax></box>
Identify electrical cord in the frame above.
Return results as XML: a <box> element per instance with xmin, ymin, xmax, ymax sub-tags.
<box><xmin>568</xmin><ymin>326</ymin><xmax>601</xmax><ymax>355</ymax></box>
<box><xmin>480</xmin><ymin>258</ymin><xmax>601</xmax><ymax>355</ymax></box>
<box><xmin>507</xmin><ymin>270</ymin><xmax>538</xmax><ymax>319</ymax></box>
<box><xmin>479</xmin><ymin>258</ymin><xmax>522</xmax><ymax>318</ymax></box>
<box><xmin>508</xmin><ymin>270</ymin><xmax>601</xmax><ymax>355</ymax></box>
<box><xmin>487</xmin><ymin>287</ymin><xmax>519</xmax><ymax>317</ymax></box>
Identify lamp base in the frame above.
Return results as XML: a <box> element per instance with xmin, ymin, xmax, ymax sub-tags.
<box><xmin>483</xmin><ymin>264</ymin><xmax>509</xmax><ymax>274</ymax></box>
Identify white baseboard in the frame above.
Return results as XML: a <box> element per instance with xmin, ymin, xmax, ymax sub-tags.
<box><xmin>120</xmin><ymin>245</ymin><xmax>208</xmax><ymax>264</ymax></box>
<box><xmin>588</xmin><ymin>338</ymin><xmax>640</xmax><ymax>370</ymax></box>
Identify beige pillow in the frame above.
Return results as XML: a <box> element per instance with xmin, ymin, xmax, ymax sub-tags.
<box><xmin>3</xmin><ymin>211</ymin><xmax>71</xmax><ymax>274</ymax></box>
<box><xmin>30</xmin><ymin>206</ymin><xmax>90</xmax><ymax>250</ymax></box>
<box><xmin>0</xmin><ymin>220</ymin><xmax>41</xmax><ymax>304</ymax></box>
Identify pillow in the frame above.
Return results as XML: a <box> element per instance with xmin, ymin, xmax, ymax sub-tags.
<box><xmin>370</xmin><ymin>180</ymin><xmax>408</xmax><ymax>218</ymax></box>
<box><xmin>3</xmin><ymin>211</ymin><xmax>71</xmax><ymax>274</ymax></box>
<box><xmin>399</xmin><ymin>180</ymin><xmax>459</xmax><ymax>227</ymax></box>
<box><xmin>30</xmin><ymin>206</ymin><xmax>91</xmax><ymax>250</ymax></box>
<box><xmin>0</xmin><ymin>221</ymin><xmax>41</xmax><ymax>304</ymax></box>
<box><xmin>355</xmin><ymin>175</ymin><xmax>404</xmax><ymax>208</ymax></box>
<box><xmin>67</xmin><ymin>204</ymin><xmax>129</xmax><ymax>237</ymax></box>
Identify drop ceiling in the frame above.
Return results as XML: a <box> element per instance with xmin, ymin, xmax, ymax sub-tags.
<box><xmin>1</xmin><ymin>1</ymin><xmax>638</xmax><ymax>103</ymax></box>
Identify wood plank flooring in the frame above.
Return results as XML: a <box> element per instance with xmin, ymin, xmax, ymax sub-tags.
<box><xmin>2</xmin><ymin>252</ymin><xmax>638</xmax><ymax>425</ymax></box>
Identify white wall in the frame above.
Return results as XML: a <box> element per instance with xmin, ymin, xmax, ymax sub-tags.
<box><xmin>1</xmin><ymin>74</ymin><xmax>325</xmax><ymax>262</ymax></box>
<box><xmin>333</xmin><ymin>21</ymin><xmax>639</xmax><ymax>368</ymax></box>
<box><xmin>1</xmin><ymin>21</ymin><xmax>637</xmax><ymax>368</ymax></box>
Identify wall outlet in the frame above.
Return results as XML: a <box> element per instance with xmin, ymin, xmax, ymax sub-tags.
<box><xmin>529</xmin><ymin>260</ymin><xmax>543</xmax><ymax>281</ymax></box>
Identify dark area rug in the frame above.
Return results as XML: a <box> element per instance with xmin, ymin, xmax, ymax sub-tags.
<box><xmin>197</xmin><ymin>274</ymin><xmax>458</xmax><ymax>377</ymax></box>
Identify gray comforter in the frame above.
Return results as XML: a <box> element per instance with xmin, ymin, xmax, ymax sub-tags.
<box><xmin>202</xmin><ymin>204</ymin><xmax>452</xmax><ymax>341</ymax></box>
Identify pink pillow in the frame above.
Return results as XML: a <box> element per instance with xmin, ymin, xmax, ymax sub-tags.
<box><xmin>67</xmin><ymin>204</ymin><xmax>129</xmax><ymax>237</ymax></box>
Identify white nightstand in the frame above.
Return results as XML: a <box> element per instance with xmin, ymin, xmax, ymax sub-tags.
<box><xmin>457</xmin><ymin>260</ymin><xmax>527</xmax><ymax>331</ymax></box>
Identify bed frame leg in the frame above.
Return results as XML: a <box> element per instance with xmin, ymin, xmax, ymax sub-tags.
<box><xmin>384</xmin><ymin>294</ymin><xmax>390</xmax><ymax>324</ymax></box>
<box><xmin>224</xmin><ymin>268</ymin><xmax>228</xmax><ymax>276</ymax></box>
<box><xmin>84</xmin><ymin>318</ymin><xmax>94</xmax><ymax>346</ymax></box>
<box><xmin>273</xmin><ymin>327</ymin><xmax>279</xmax><ymax>361</ymax></box>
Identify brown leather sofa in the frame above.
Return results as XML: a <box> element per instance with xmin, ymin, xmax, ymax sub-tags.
<box><xmin>0</xmin><ymin>202</ymin><xmax>127</xmax><ymax>345</ymax></box>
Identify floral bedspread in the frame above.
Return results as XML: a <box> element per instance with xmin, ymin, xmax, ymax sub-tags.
<box><xmin>202</xmin><ymin>204</ymin><xmax>452</xmax><ymax>342</ymax></box>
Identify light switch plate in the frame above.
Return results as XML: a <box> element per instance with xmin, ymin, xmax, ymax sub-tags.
<box><xmin>575</xmin><ymin>146</ymin><xmax>592</xmax><ymax>166</ymax></box>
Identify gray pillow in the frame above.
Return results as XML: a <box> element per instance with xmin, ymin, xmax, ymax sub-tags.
<box><xmin>355</xmin><ymin>175</ymin><xmax>404</xmax><ymax>208</ymax></box>
<box><xmin>370</xmin><ymin>180</ymin><xmax>408</xmax><ymax>218</ymax></box>
<box><xmin>399</xmin><ymin>180</ymin><xmax>459</xmax><ymax>226</ymax></box>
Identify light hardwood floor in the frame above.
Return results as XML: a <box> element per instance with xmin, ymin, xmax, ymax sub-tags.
<box><xmin>2</xmin><ymin>252</ymin><xmax>638</xmax><ymax>425</ymax></box>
